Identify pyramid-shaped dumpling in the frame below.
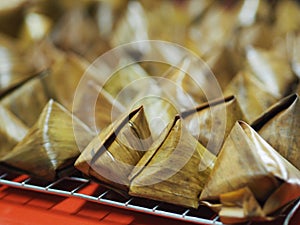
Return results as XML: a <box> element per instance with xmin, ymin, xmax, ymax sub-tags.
<box><xmin>252</xmin><ymin>94</ymin><xmax>300</xmax><ymax>170</ymax></box>
<box><xmin>225</xmin><ymin>71</ymin><xmax>278</xmax><ymax>122</ymax></box>
<box><xmin>200</xmin><ymin>121</ymin><xmax>300</xmax><ymax>223</ymax></box>
<box><xmin>129</xmin><ymin>116</ymin><xmax>216</xmax><ymax>208</ymax></box>
<box><xmin>182</xmin><ymin>95</ymin><xmax>245</xmax><ymax>155</ymax></box>
<box><xmin>0</xmin><ymin>105</ymin><xmax>28</xmax><ymax>158</ymax></box>
<box><xmin>75</xmin><ymin>106</ymin><xmax>153</xmax><ymax>191</ymax></box>
<box><xmin>0</xmin><ymin>99</ymin><xmax>94</xmax><ymax>181</ymax></box>
<box><xmin>1</xmin><ymin>77</ymin><xmax>49</xmax><ymax>127</ymax></box>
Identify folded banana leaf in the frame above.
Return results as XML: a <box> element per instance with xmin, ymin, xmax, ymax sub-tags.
<box><xmin>232</xmin><ymin>22</ymin><xmax>273</xmax><ymax>53</ymax></box>
<box><xmin>204</xmin><ymin>47</ymin><xmax>241</xmax><ymax>91</ymax></box>
<box><xmin>182</xmin><ymin>95</ymin><xmax>245</xmax><ymax>155</ymax></box>
<box><xmin>0</xmin><ymin>105</ymin><xmax>28</xmax><ymax>158</ymax></box>
<box><xmin>1</xmin><ymin>76</ymin><xmax>49</xmax><ymax>127</ymax></box>
<box><xmin>129</xmin><ymin>79</ymin><xmax>178</xmax><ymax>139</ymax></box>
<box><xmin>42</xmin><ymin>51</ymin><xmax>91</xmax><ymax>112</ymax></box>
<box><xmin>245</xmin><ymin>46</ymin><xmax>297</xmax><ymax>98</ymax></box>
<box><xmin>187</xmin><ymin>0</ymin><xmax>272</xmax><ymax>56</ymax></box>
<box><xmin>102</xmin><ymin>64</ymin><xmax>151</xmax><ymax>107</ymax></box>
<box><xmin>274</xmin><ymin>0</ymin><xmax>300</xmax><ymax>36</ymax></box>
<box><xmin>289</xmin><ymin>32</ymin><xmax>300</xmax><ymax>79</ymax></box>
<box><xmin>143</xmin><ymin>0</ymin><xmax>190</xmax><ymax>44</ymax></box>
<box><xmin>112</xmin><ymin>0</ymin><xmax>211</xmax><ymax>50</ymax></box>
<box><xmin>156</xmin><ymin>55</ymin><xmax>224</xmax><ymax>108</ymax></box>
<box><xmin>225</xmin><ymin>71</ymin><xmax>279</xmax><ymax>123</ymax></box>
<box><xmin>19</xmin><ymin>11</ymin><xmax>53</xmax><ymax>47</ymax></box>
<box><xmin>236</xmin><ymin>0</ymin><xmax>272</xmax><ymax>27</ymax></box>
<box><xmin>0</xmin><ymin>34</ymin><xmax>39</xmax><ymax>96</ymax></box>
<box><xmin>0</xmin><ymin>99</ymin><xmax>94</xmax><ymax>181</ymax></box>
<box><xmin>186</xmin><ymin>1</ymin><xmax>242</xmax><ymax>56</ymax></box>
<box><xmin>251</xmin><ymin>94</ymin><xmax>300</xmax><ymax>170</ymax></box>
<box><xmin>110</xmin><ymin>0</ymin><xmax>149</xmax><ymax>59</ymax></box>
<box><xmin>129</xmin><ymin>116</ymin><xmax>216</xmax><ymax>209</ymax></box>
<box><xmin>72</xmin><ymin>80</ymin><xmax>126</xmax><ymax>132</ymax></box>
<box><xmin>75</xmin><ymin>106</ymin><xmax>153</xmax><ymax>191</ymax></box>
<box><xmin>51</xmin><ymin>6</ymin><xmax>100</xmax><ymax>56</ymax></box>
<box><xmin>136</xmin><ymin>98</ymin><xmax>178</xmax><ymax>140</ymax></box>
<box><xmin>94</xmin><ymin>0</ymin><xmax>128</xmax><ymax>41</ymax></box>
<box><xmin>0</xmin><ymin>0</ymin><xmax>28</xmax><ymax>37</ymax></box>
<box><xmin>200</xmin><ymin>121</ymin><xmax>300</xmax><ymax>224</ymax></box>
<box><xmin>159</xmin><ymin>56</ymin><xmax>207</xmax><ymax>107</ymax></box>
<box><xmin>24</xmin><ymin>39</ymin><xmax>63</xmax><ymax>73</ymax></box>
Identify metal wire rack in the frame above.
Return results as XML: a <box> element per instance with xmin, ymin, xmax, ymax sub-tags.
<box><xmin>0</xmin><ymin>169</ymin><xmax>299</xmax><ymax>225</ymax></box>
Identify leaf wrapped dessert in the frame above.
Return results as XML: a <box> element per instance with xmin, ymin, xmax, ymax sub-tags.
<box><xmin>274</xmin><ymin>0</ymin><xmax>300</xmax><ymax>36</ymax></box>
<box><xmin>20</xmin><ymin>10</ymin><xmax>53</xmax><ymax>47</ymax></box>
<box><xmin>182</xmin><ymin>95</ymin><xmax>245</xmax><ymax>155</ymax></box>
<box><xmin>0</xmin><ymin>34</ymin><xmax>39</xmax><ymax>96</ymax></box>
<box><xmin>129</xmin><ymin>116</ymin><xmax>216</xmax><ymax>208</ymax></box>
<box><xmin>0</xmin><ymin>0</ymin><xmax>28</xmax><ymax>37</ymax></box>
<box><xmin>75</xmin><ymin>106</ymin><xmax>153</xmax><ymax>191</ymax></box>
<box><xmin>225</xmin><ymin>71</ymin><xmax>279</xmax><ymax>122</ymax></box>
<box><xmin>200</xmin><ymin>121</ymin><xmax>300</xmax><ymax>224</ymax></box>
<box><xmin>111</xmin><ymin>1</ymin><xmax>148</xmax><ymax>48</ymax></box>
<box><xmin>159</xmin><ymin>56</ymin><xmax>207</xmax><ymax>108</ymax></box>
<box><xmin>251</xmin><ymin>94</ymin><xmax>300</xmax><ymax>170</ymax></box>
<box><xmin>73</xmin><ymin>81</ymin><xmax>126</xmax><ymax>132</ymax></box>
<box><xmin>0</xmin><ymin>99</ymin><xmax>93</xmax><ymax>181</ymax></box>
<box><xmin>42</xmin><ymin>51</ymin><xmax>90</xmax><ymax>112</ymax></box>
<box><xmin>1</xmin><ymin>76</ymin><xmax>49</xmax><ymax>127</ymax></box>
<box><xmin>245</xmin><ymin>46</ymin><xmax>297</xmax><ymax>98</ymax></box>
<box><xmin>186</xmin><ymin>1</ymin><xmax>242</xmax><ymax>56</ymax></box>
<box><xmin>232</xmin><ymin>23</ymin><xmax>273</xmax><ymax>52</ymax></box>
<box><xmin>289</xmin><ymin>32</ymin><xmax>300</xmax><ymax>79</ymax></box>
<box><xmin>133</xmin><ymin>97</ymin><xmax>178</xmax><ymax>140</ymax></box>
<box><xmin>0</xmin><ymin>105</ymin><xmax>28</xmax><ymax>158</ymax></box>
<box><xmin>51</xmin><ymin>6</ymin><xmax>100</xmax><ymax>56</ymax></box>
<box><xmin>102</xmin><ymin>64</ymin><xmax>151</xmax><ymax>107</ymax></box>
<box><xmin>204</xmin><ymin>47</ymin><xmax>241</xmax><ymax>91</ymax></box>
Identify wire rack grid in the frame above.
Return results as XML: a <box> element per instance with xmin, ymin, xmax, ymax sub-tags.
<box><xmin>0</xmin><ymin>170</ymin><xmax>299</xmax><ymax>225</ymax></box>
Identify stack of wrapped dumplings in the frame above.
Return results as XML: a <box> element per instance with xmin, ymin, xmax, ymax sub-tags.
<box><xmin>0</xmin><ymin>0</ymin><xmax>299</xmax><ymax>223</ymax></box>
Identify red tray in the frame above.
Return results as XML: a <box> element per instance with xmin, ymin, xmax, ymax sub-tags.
<box><xmin>0</xmin><ymin>169</ymin><xmax>299</xmax><ymax>225</ymax></box>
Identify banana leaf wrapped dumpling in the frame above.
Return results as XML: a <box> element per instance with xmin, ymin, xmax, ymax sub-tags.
<box><xmin>0</xmin><ymin>99</ymin><xmax>94</xmax><ymax>181</ymax></box>
<box><xmin>245</xmin><ymin>46</ymin><xmax>297</xmax><ymax>98</ymax></box>
<box><xmin>75</xmin><ymin>106</ymin><xmax>153</xmax><ymax>191</ymax></box>
<box><xmin>274</xmin><ymin>0</ymin><xmax>300</xmax><ymax>37</ymax></box>
<box><xmin>186</xmin><ymin>1</ymin><xmax>242</xmax><ymax>56</ymax></box>
<box><xmin>130</xmin><ymin>78</ymin><xmax>180</xmax><ymax>139</ymax></box>
<box><xmin>0</xmin><ymin>105</ymin><xmax>28</xmax><ymax>158</ymax></box>
<box><xmin>72</xmin><ymin>81</ymin><xmax>126</xmax><ymax>132</ymax></box>
<box><xmin>0</xmin><ymin>0</ymin><xmax>28</xmax><ymax>37</ymax></box>
<box><xmin>252</xmin><ymin>94</ymin><xmax>300</xmax><ymax>170</ymax></box>
<box><xmin>182</xmin><ymin>95</ymin><xmax>245</xmax><ymax>155</ymax></box>
<box><xmin>1</xmin><ymin>76</ymin><xmax>49</xmax><ymax>127</ymax></box>
<box><xmin>129</xmin><ymin>116</ymin><xmax>216</xmax><ymax>208</ymax></box>
<box><xmin>131</xmin><ymin>96</ymin><xmax>178</xmax><ymax>140</ymax></box>
<box><xmin>204</xmin><ymin>47</ymin><xmax>241</xmax><ymax>91</ymax></box>
<box><xmin>289</xmin><ymin>32</ymin><xmax>300</xmax><ymax>79</ymax></box>
<box><xmin>102</xmin><ymin>64</ymin><xmax>150</xmax><ymax>107</ymax></box>
<box><xmin>42</xmin><ymin>51</ymin><xmax>91</xmax><ymax>112</ymax></box>
<box><xmin>0</xmin><ymin>34</ymin><xmax>39</xmax><ymax>96</ymax></box>
<box><xmin>19</xmin><ymin>10</ymin><xmax>53</xmax><ymax>47</ymax></box>
<box><xmin>225</xmin><ymin>71</ymin><xmax>279</xmax><ymax>122</ymax></box>
<box><xmin>200</xmin><ymin>121</ymin><xmax>300</xmax><ymax>224</ymax></box>
<box><xmin>50</xmin><ymin>6</ymin><xmax>100</xmax><ymax>56</ymax></box>
<box><xmin>158</xmin><ymin>56</ymin><xmax>207</xmax><ymax>107</ymax></box>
